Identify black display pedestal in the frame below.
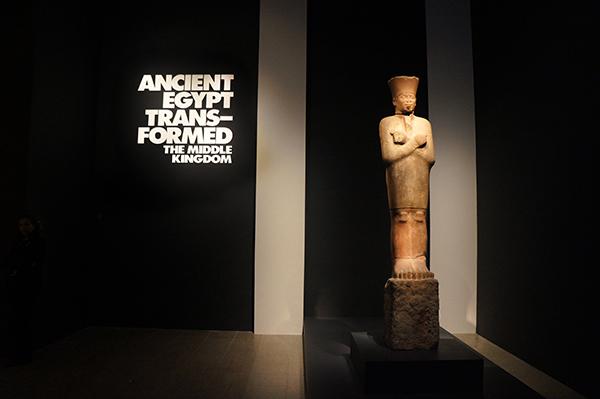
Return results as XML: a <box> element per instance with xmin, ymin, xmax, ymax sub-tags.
<box><xmin>350</xmin><ymin>330</ymin><xmax>483</xmax><ymax>397</ymax></box>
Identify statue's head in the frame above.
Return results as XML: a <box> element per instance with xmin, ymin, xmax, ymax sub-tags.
<box><xmin>388</xmin><ymin>76</ymin><xmax>419</xmax><ymax>115</ymax></box>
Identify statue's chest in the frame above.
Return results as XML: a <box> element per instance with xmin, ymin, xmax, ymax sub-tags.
<box><xmin>388</xmin><ymin>118</ymin><xmax>423</xmax><ymax>145</ymax></box>
<box><xmin>389</xmin><ymin>117</ymin><xmax>419</xmax><ymax>135</ymax></box>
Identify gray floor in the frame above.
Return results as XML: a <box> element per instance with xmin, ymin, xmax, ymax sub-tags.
<box><xmin>455</xmin><ymin>334</ymin><xmax>586</xmax><ymax>399</ymax></box>
<box><xmin>0</xmin><ymin>327</ymin><xmax>304</xmax><ymax>399</ymax></box>
<box><xmin>2</xmin><ymin>324</ymin><xmax>585</xmax><ymax>399</ymax></box>
<box><xmin>303</xmin><ymin>317</ymin><xmax>545</xmax><ymax>399</ymax></box>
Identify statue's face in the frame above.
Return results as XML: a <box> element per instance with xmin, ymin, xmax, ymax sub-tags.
<box><xmin>393</xmin><ymin>93</ymin><xmax>416</xmax><ymax>114</ymax></box>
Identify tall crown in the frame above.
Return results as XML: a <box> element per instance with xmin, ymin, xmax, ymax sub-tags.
<box><xmin>388</xmin><ymin>76</ymin><xmax>419</xmax><ymax>98</ymax></box>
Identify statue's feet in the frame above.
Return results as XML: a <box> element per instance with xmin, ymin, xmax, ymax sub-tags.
<box><xmin>393</xmin><ymin>257</ymin><xmax>427</xmax><ymax>273</ymax></box>
<box><xmin>392</xmin><ymin>257</ymin><xmax>433</xmax><ymax>279</ymax></box>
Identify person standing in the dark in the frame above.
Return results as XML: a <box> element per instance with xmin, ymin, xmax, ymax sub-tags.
<box><xmin>3</xmin><ymin>215</ymin><xmax>45</xmax><ymax>366</ymax></box>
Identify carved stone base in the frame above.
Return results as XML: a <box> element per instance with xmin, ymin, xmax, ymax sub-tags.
<box><xmin>384</xmin><ymin>278</ymin><xmax>439</xmax><ymax>350</ymax></box>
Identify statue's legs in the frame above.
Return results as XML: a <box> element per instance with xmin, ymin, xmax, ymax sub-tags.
<box><xmin>390</xmin><ymin>208</ymin><xmax>428</xmax><ymax>277</ymax></box>
<box><xmin>385</xmin><ymin>208</ymin><xmax>438</xmax><ymax>349</ymax></box>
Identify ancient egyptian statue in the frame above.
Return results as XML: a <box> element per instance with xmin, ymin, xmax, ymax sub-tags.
<box><xmin>379</xmin><ymin>76</ymin><xmax>435</xmax><ymax>278</ymax></box>
<box><xmin>379</xmin><ymin>76</ymin><xmax>439</xmax><ymax>350</ymax></box>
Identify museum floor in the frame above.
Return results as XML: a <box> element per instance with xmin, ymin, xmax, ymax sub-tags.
<box><xmin>0</xmin><ymin>320</ymin><xmax>584</xmax><ymax>399</ymax></box>
<box><xmin>0</xmin><ymin>328</ymin><xmax>304</xmax><ymax>399</ymax></box>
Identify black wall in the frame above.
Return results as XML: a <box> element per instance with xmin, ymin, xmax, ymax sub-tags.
<box><xmin>305</xmin><ymin>1</ymin><xmax>429</xmax><ymax>317</ymax></box>
<box><xmin>20</xmin><ymin>1</ymin><xmax>99</xmax><ymax>345</ymax></box>
<box><xmin>11</xmin><ymin>0</ymin><xmax>259</xmax><ymax>342</ymax></box>
<box><xmin>89</xmin><ymin>1</ymin><xmax>259</xmax><ymax>331</ymax></box>
<box><xmin>0</xmin><ymin>4</ymin><xmax>33</xmax><ymax>251</ymax></box>
<box><xmin>472</xmin><ymin>3</ymin><xmax>596</xmax><ymax>397</ymax></box>
<box><xmin>1</xmin><ymin>2</ymin><xmax>34</xmax><ymax>351</ymax></box>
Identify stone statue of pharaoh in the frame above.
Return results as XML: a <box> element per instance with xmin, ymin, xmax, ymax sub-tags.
<box><xmin>379</xmin><ymin>76</ymin><xmax>435</xmax><ymax>279</ymax></box>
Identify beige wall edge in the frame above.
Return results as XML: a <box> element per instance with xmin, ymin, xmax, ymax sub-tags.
<box><xmin>254</xmin><ymin>0</ymin><xmax>307</xmax><ymax>335</ymax></box>
<box><xmin>426</xmin><ymin>0</ymin><xmax>478</xmax><ymax>333</ymax></box>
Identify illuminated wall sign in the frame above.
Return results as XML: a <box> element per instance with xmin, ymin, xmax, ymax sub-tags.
<box><xmin>137</xmin><ymin>74</ymin><xmax>235</xmax><ymax>164</ymax></box>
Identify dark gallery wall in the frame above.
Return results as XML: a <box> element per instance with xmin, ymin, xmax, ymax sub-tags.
<box><xmin>305</xmin><ymin>0</ymin><xmax>429</xmax><ymax>317</ymax></box>
<box><xmin>0</xmin><ymin>4</ymin><xmax>33</xmax><ymax>251</ymax></box>
<box><xmin>6</xmin><ymin>0</ymin><xmax>259</xmax><ymax>344</ymax></box>
<box><xmin>4</xmin><ymin>2</ymin><xmax>98</xmax><ymax>347</ymax></box>
<box><xmin>89</xmin><ymin>1</ymin><xmax>259</xmax><ymax>331</ymax></box>
<box><xmin>472</xmin><ymin>3</ymin><xmax>596</xmax><ymax>397</ymax></box>
<box><xmin>0</xmin><ymin>3</ymin><xmax>34</xmax><ymax>349</ymax></box>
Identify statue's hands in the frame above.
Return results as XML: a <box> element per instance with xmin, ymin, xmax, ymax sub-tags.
<box><xmin>390</xmin><ymin>131</ymin><xmax>406</xmax><ymax>144</ymax></box>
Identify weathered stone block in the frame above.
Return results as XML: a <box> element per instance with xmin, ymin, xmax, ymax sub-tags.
<box><xmin>384</xmin><ymin>278</ymin><xmax>439</xmax><ymax>350</ymax></box>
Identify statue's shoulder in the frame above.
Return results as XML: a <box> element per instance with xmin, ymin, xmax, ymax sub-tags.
<box><xmin>414</xmin><ymin>115</ymin><xmax>431</xmax><ymax>126</ymax></box>
<box><xmin>379</xmin><ymin>115</ymin><xmax>397</xmax><ymax>128</ymax></box>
